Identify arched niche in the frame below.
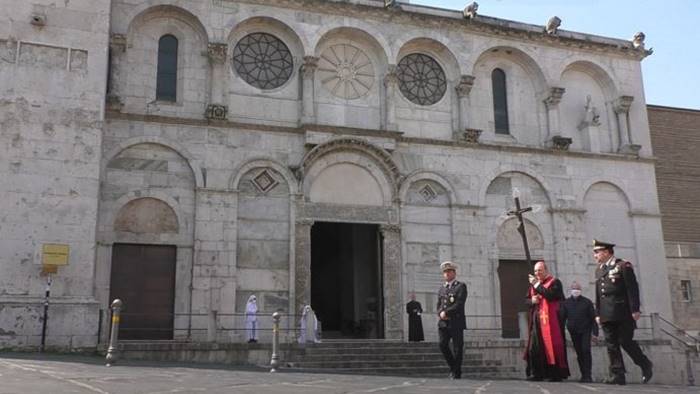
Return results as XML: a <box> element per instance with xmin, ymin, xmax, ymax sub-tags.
<box><xmin>313</xmin><ymin>27</ymin><xmax>389</xmax><ymax>129</ymax></box>
<box><xmin>470</xmin><ymin>46</ymin><xmax>548</xmax><ymax>146</ymax></box>
<box><xmin>123</xmin><ymin>5</ymin><xmax>209</xmax><ymax>117</ymax></box>
<box><xmin>114</xmin><ymin>197</ymin><xmax>179</xmax><ymax>234</ymax></box>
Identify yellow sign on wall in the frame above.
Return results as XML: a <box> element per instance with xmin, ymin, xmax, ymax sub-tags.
<box><xmin>42</xmin><ymin>244</ymin><xmax>70</xmax><ymax>266</ymax></box>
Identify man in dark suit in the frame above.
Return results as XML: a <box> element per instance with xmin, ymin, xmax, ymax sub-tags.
<box><xmin>561</xmin><ymin>281</ymin><xmax>598</xmax><ymax>383</ymax></box>
<box><xmin>437</xmin><ymin>261</ymin><xmax>467</xmax><ymax>379</ymax></box>
<box><xmin>593</xmin><ymin>239</ymin><xmax>653</xmax><ymax>385</ymax></box>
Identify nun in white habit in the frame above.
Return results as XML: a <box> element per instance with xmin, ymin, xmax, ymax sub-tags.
<box><xmin>245</xmin><ymin>295</ymin><xmax>258</xmax><ymax>343</ymax></box>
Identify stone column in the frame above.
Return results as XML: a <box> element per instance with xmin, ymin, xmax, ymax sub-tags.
<box><xmin>191</xmin><ymin>188</ymin><xmax>236</xmax><ymax>341</ymax></box>
<box><xmin>206</xmin><ymin>43</ymin><xmax>228</xmax><ymax>120</ymax></box>
<box><xmin>106</xmin><ymin>34</ymin><xmax>126</xmax><ymax>111</ymax></box>
<box><xmin>543</xmin><ymin>87</ymin><xmax>570</xmax><ymax>149</ymax></box>
<box><xmin>454</xmin><ymin>75</ymin><xmax>475</xmax><ymax>137</ymax></box>
<box><xmin>614</xmin><ymin>95</ymin><xmax>641</xmax><ymax>154</ymax></box>
<box><xmin>384</xmin><ymin>65</ymin><xmax>399</xmax><ymax>131</ymax></box>
<box><xmin>300</xmin><ymin>56</ymin><xmax>318</xmax><ymax>125</ymax></box>
<box><xmin>380</xmin><ymin>224</ymin><xmax>403</xmax><ymax>340</ymax></box>
<box><xmin>544</xmin><ymin>87</ymin><xmax>566</xmax><ymax>137</ymax></box>
<box><xmin>294</xmin><ymin>219</ymin><xmax>313</xmax><ymax>321</ymax></box>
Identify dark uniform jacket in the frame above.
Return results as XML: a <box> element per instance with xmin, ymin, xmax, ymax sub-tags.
<box><xmin>437</xmin><ymin>280</ymin><xmax>467</xmax><ymax>330</ymax></box>
<box><xmin>561</xmin><ymin>295</ymin><xmax>599</xmax><ymax>337</ymax></box>
<box><xmin>595</xmin><ymin>258</ymin><xmax>640</xmax><ymax>323</ymax></box>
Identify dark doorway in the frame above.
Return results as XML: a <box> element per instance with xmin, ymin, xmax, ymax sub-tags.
<box><xmin>497</xmin><ymin>259</ymin><xmax>533</xmax><ymax>338</ymax></box>
<box><xmin>311</xmin><ymin>222</ymin><xmax>383</xmax><ymax>339</ymax></box>
<box><xmin>109</xmin><ymin>244</ymin><xmax>176</xmax><ymax>340</ymax></box>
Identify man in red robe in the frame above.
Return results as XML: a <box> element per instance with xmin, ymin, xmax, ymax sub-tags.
<box><xmin>524</xmin><ymin>261</ymin><xmax>570</xmax><ymax>381</ymax></box>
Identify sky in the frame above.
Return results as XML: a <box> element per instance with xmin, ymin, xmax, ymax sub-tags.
<box><xmin>409</xmin><ymin>0</ymin><xmax>700</xmax><ymax>110</ymax></box>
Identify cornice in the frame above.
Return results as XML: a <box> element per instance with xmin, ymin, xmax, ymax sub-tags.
<box><xmin>230</xmin><ymin>0</ymin><xmax>649</xmax><ymax>60</ymax></box>
<box><xmin>106</xmin><ymin>111</ymin><xmax>657</xmax><ymax>164</ymax></box>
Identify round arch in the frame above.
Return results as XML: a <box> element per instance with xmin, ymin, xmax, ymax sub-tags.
<box><xmin>399</xmin><ymin>170</ymin><xmax>458</xmax><ymax>205</ymax></box>
<box><xmin>125</xmin><ymin>4</ymin><xmax>210</xmax><ymax>43</ymax></box>
<box><xmin>229</xmin><ymin>157</ymin><xmax>299</xmax><ymax>194</ymax></box>
<box><xmin>559</xmin><ymin>59</ymin><xmax>619</xmax><ymax>101</ymax></box>
<box><xmin>311</xmin><ymin>25</ymin><xmax>391</xmax><ymax>66</ymax></box>
<box><xmin>579</xmin><ymin>178</ymin><xmax>634</xmax><ymax>212</ymax></box>
<box><xmin>395</xmin><ymin>36</ymin><xmax>462</xmax><ymax>79</ymax></box>
<box><xmin>470</xmin><ymin>45</ymin><xmax>552</xmax><ymax>93</ymax></box>
<box><xmin>300</xmin><ymin>138</ymin><xmax>401</xmax><ymax>203</ymax></box>
<box><xmin>102</xmin><ymin>136</ymin><xmax>204</xmax><ymax>189</ymax></box>
<box><xmin>479</xmin><ymin>168</ymin><xmax>553</xmax><ymax>208</ymax></box>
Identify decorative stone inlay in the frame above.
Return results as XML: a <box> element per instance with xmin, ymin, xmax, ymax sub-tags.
<box><xmin>550</xmin><ymin>135</ymin><xmax>573</xmax><ymax>151</ymax></box>
<box><xmin>614</xmin><ymin>95</ymin><xmax>635</xmax><ymax>114</ymax></box>
<box><xmin>543</xmin><ymin>87</ymin><xmax>566</xmax><ymax>107</ymax></box>
<box><xmin>419</xmin><ymin>184</ymin><xmax>438</xmax><ymax>202</ymax></box>
<box><xmin>106</xmin><ymin>94</ymin><xmax>123</xmax><ymax>112</ymax></box>
<box><xmin>397</xmin><ymin>53</ymin><xmax>447</xmax><ymax>106</ymax></box>
<box><xmin>384</xmin><ymin>64</ymin><xmax>399</xmax><ymax>87</ymax></box>
<box><xmin>618</xmin><ymin>144</ymin><xmax>642</xmax><ymax>156</ymax></box>
<box><xmin>207</xmin><ymin>43</ymin><xmax>227</xmax><ymax>64</ymax></box>
<box><xmin>251</xmin><ymin>169</ymin><xmax>279</xmax><ymax>193</ymax></box>
<box><xmin>232</xmin><ymin>33</ymin><xmax>293</xmax><ymax>90</ymax></box>
<box><xmin>205</xmin><ymin>104</ymin><xmax>228</xmax><ymax>120</ymax></box>
<box><xmin>301</xmin><ymin>55</ymin><xmax>319</xmax><ymax>77</ymax></box>
<box><xmin>318</xmin><ymin>44</ymin><xmax>375</xmax><ymax>99</ymax></box>
<box><xmin>110</xmin><ymin>33</ymin><xmax>126</xmax><ymax>53</ymax></box>
<box><xmin>455</xmin><ymin>75</ymin><xmax>475</xmax><ymax>97</ymax></box>
<box><xmin>462</xmin><ymin>128</ymin><xmax>482</xmax><ymax>143</ymax></box>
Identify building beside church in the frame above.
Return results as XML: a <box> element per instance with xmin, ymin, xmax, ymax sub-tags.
<box><xmin>0</xmin><ymin>0</ymin><xmax>673</xmax><ymax>348</ymax></box>
<box><xmin>648</xmin><ymin>105</ymin><xmax>700</xmax><ymax>335</ymax></box>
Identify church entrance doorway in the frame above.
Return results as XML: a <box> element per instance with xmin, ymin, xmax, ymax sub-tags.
<box><xmin>497</xmin><ymin>259</ymin><xmax>533</xmax><ymax>338</ymax></box>
<box><xmin>310</xmin><ymin>222</ymin><xmax>383</xmax><ymax>339</ymax></box>
<box><xmin>109</xmin><ymin>243</ymin><xmax>176</xmax><ymax>340</ymax></box>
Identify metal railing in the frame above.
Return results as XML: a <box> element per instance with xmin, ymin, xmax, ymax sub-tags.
<box><xmin>649</xmin><ymin>312</ymin><xmax>699</xmax><ymax>386</ymax></box>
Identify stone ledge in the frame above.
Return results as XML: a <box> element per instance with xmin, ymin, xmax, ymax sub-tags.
<box><xmin>107</xmin><ymin>111</ymin><xmax>657</xmax><ymax>164</ymax></box>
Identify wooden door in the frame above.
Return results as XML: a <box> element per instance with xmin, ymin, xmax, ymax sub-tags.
<box><xmin>109</xmin><ymin>244</ymin><xmax>176</xmax><ymax>340</ymax></box>
<box><xmin>497</xmin><ymin>259</ymin><xmax>532</xmax><ymax>338</ymax></box>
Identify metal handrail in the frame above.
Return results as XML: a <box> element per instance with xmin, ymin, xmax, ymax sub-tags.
<box><xmin>657</xmin><ymin>313</ymin><xmax>700</xmax><ymax>346</ymax></box>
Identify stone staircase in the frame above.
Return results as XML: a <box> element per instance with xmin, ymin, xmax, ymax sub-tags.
<box><xmin>283</xmin><ymin>340</ymin><xmax>520</xmax><ymax>378</ymax></box>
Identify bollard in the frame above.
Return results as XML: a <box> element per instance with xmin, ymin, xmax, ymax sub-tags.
<box><xmin>105</xmin><ymin>299</ymin><xmax>123</xmax><ymax>367</ymax></box>
<box><xmin>270</xmin><ymin>312</ymin><xmax>281</xmax><ymax>373</ymax></box>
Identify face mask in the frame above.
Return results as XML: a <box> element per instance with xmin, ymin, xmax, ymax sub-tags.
<box><xmin>570</xmin><ymin>289</ymin><xmax>582</xmax><ymax>298</ymax></box>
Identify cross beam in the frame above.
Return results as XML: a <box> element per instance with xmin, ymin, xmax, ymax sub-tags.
<box><xmin>507</xmin><ymin>196</ymin><xmax>534</xmax><ymax>266</ymax></box>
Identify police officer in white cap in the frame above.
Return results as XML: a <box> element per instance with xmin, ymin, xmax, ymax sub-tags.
<box><xmin>437</xmin><ymin>261</ymin><xmax>468</xmax><ymax>379</ymax></box>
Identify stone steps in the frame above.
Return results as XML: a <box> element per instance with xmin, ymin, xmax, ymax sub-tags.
<box><xmin>284</xmin><ymin>341</ymin><xmax>518</xmax><ymax>378</ymax></box>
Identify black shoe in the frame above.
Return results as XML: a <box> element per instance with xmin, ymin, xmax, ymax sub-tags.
<box><xmin>548</xmin><ymin>377</ymin><xmax>562</xmax><ymax>382</ymax></box>
<box><xmin>642</xmin><ymin>361</ymin><xmax>653</xmax><ymax>384</ymax></box>
<box><xmin>453</xmin><ymin>373</ymin><xmax>462</xmax><ymax>380</ymax></box>
<box><xmin>604</xmin><ymin>376</ymin><xmax>626</xmax><ymax>385</ymax></box>
<box><xmin>526</xmin><ymin>376</ymin><xmax>543</xmax><ymax>382</ymax></box>
<box><xmin>579</xmin><ymin>377</ymin><xmax>593</xmax><ymax>383</ymax></box>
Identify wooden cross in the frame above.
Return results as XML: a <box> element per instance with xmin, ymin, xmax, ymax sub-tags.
<box><xmin>507</xmin><ymin>195</ymin><xmax>534</xmax><ymax>267</ymax></box>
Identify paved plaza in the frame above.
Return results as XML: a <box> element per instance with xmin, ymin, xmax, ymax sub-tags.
<box><xmin>0</xmin><ymin>353</ymin><xmax>696</xmax><ymax>394</ymax></box>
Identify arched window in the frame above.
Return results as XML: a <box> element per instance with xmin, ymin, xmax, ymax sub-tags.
<box><xmin>492</xmin><ymin>68</ymin><xmax>510</xmax><ymax>134</ymax></box>
<box><xmin>156</xmin><ymin>35</ymin><xmax>178</xmax><ymax>101</ymax></box>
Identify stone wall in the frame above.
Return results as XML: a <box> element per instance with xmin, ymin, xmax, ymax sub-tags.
<box><xmin>0</xmin><ymin>0</ymin><xmax>110</xmax><ymax>349</ymax></box>
<box><xmin>0</xmin><ymin>0</ymin><xmax>675</xmax><ymax>349</ymax></box>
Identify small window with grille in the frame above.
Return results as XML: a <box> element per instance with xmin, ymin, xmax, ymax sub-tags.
<box><xmin>681</xmin><ymin>280</ymin><xmax>692</xmax><ymax>302</ymax></box>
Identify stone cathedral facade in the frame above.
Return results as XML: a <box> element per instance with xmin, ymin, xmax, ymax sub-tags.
<box><xmin>0</xmin><ymin>0</ymin><xmax>673</xmax><ymax>348</ymax></box>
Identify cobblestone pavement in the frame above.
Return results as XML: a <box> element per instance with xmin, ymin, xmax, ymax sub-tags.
<box><xmin>0</xmin><ymin>353</ymin><xmax>695</xmax><ymax>394</ymax></box>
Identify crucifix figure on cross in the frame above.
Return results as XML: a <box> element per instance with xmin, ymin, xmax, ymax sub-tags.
<box><xmin>506</xmin><ymin>188</ymin><xmax>535</xmax><ymax>267</ymax></box>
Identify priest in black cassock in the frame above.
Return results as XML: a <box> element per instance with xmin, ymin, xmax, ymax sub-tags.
<box><xmin>524</xmin><ymin>260</ymin><xmax>570</xmax><ymax>382</ymax></box>
<box><xmin>406</xmin><ymin>293</ymin><xmax>424</xmax><ymax>342</ymax></box>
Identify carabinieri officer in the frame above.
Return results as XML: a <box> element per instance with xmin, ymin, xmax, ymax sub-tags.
<box><xmin>437</xmin><ymin>261</ymin><xmax>467</xmax><ymax>379</ymax></box>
